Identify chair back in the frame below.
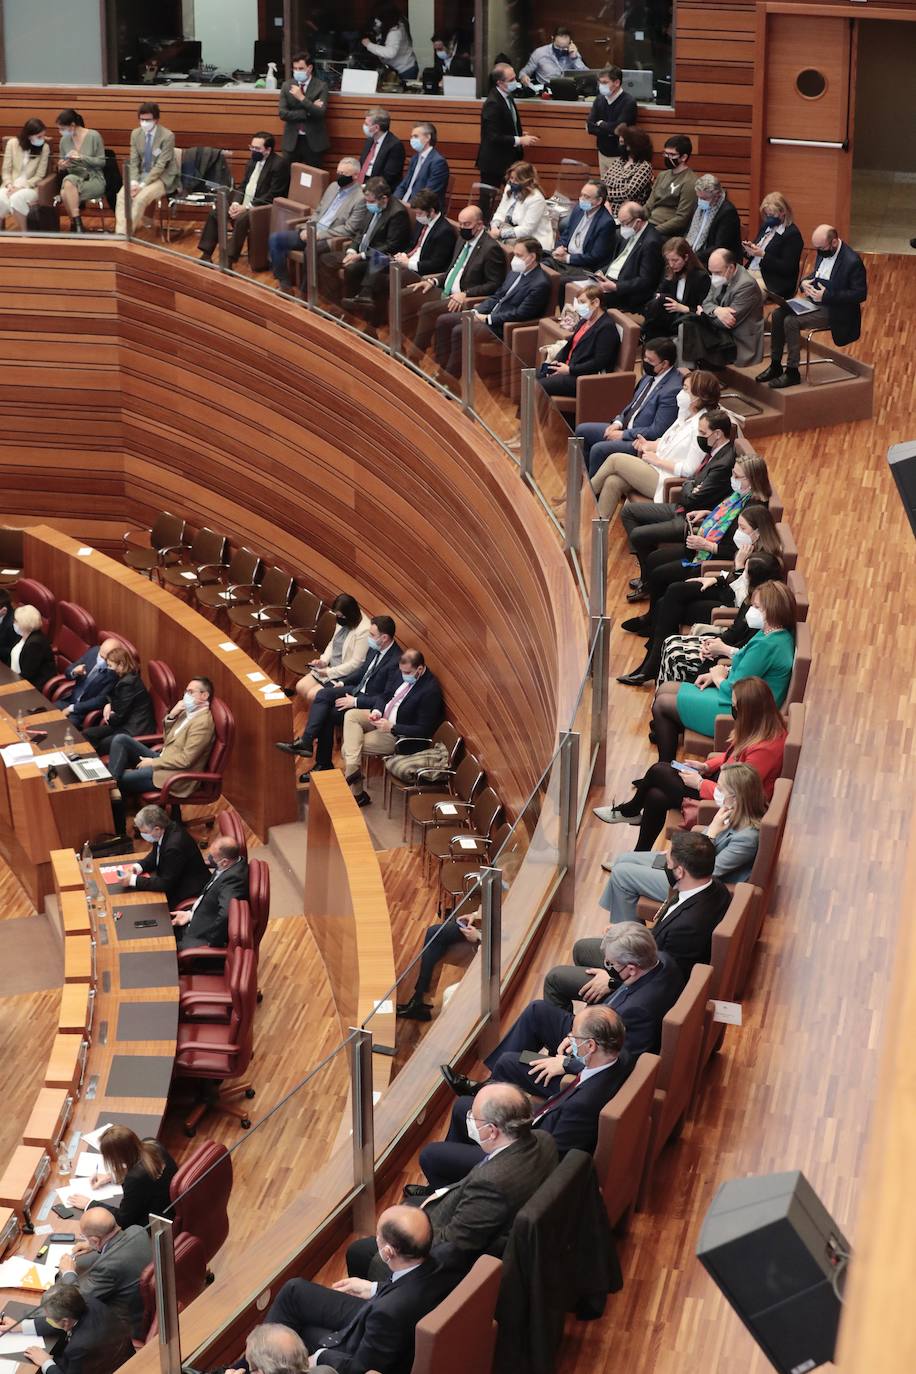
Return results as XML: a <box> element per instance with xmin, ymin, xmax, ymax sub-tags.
<box><xmin>432</xmin><ymin>720</ymin><xmax>464</xmax><ymax>769</ymax></box>
<box><xmin>288</xmin><ymin>163</ymin><xmax>329</xmax><ymax>210</ymax></box>
<box><xmin>781</xmin><ymin>702</ymin><xmax>805</xmax><ymax>782</ymax></box>
<box><xmin>610</xmin><ymin>308</ymin><xmax>641</xmax><ymax>372</ymax></box>
<box><xmin>288</xmin><ymin>587</ymin><xmax>322</xmax><ymax>631</ymax></box>
<box><xmin>774</xmin><ymin>519</ymin><xmax>798</xmax><ymax>572</ymax></box>
<box><xmin>101</xmin><ymin>629</ymin><xmax>140</xmax><ymax>664</ymax></box>
<box><xmin>705</xmin><ymin>883</ymin><xmax>759</xmax><ymax>1052</ymax></box>
<box><xmin>644</xmin><ymin>963</ymin><xmax>713</xmax><ymax>1182</ymax></box>
<box><xmin>147</xmin><ymin>660</ymin><xmax>179</xmax><ymax>730</ymax></box>
<box><xmin>454</xmin><ymin>752</ymin><xmax>485</xmax><ymax>804</ymax></box>
<box><xmin>312</xmin><ymin>607</ymin><xmax>338</xmax><ymax>654</ymax></box>
<box><xmin>139</xmin><ymin>1233</ymin><xmax>207</xmax><ymax>1342</ymax></box>
<box><xmin>195</xmin><ymin>698</ymin><xmax>235</xmax><ymax>802</ymax></box>
<box><xmin>594</xmin><ymin>1052</ymin><xmax>660</xmax><ymax>1228</ymax></box>
<box><xmin>248</xmin><ymin>859</ymin><xmax>271</xmax><ymax>951</ymax></box>
<box><xmin>227</xmin><ymin>898</ymin><xmax>254</xmax><ymax>954</ymax></box>
<box><xmin>228</xmin><ymin>947</ymin><xmax>258</xmax><ymax>1075</ymax></box>
<box><xmin>227</xmin><ymin>547</ymin><xmax>263</xmax><ymax>587</ymax></box>
<box><xmin>189</xmin><ymin>527</ymin><xmax>228</xmax><ymax>568</ymax></box>
<box><xmin>257</xmin><ymin>565</ymin><xmax>295</xmax><ymax>609</ymax></box>
<box><xmin>169</xmin><ymin>1141</ymin><xmax>233</xmax><ymax>1261</ymax></box>
<box><xmin>785</xmin><ymin>620</ymin><xmax>812</xmax><ymax>708</ymax></box>
<box><xmin>787</xmin><ymin>568</ymin><xmax>808</xmax><ymax>622</ymax></box>
<box><xmin>410</xmin><ymin>1255</ymin><xmax>502</xmax><ymax>1374</ymax></box>
<box><xmin>54</xmin><ymin>601</ymin><xmax>98</xmax><ymax>668</ymax></box>
<box><xmin>150</xmin><ymin>511</ymin><xmax>186</xmax><ymax>554</ymax></box>
<box><xmin>14</xmin><ymin>577</ymin><xmax>55</xmax><ymax>632</ymax></box>
<box><xmin>471</xmin><ymin>786</ymin><xmax>503</xmax><ymax>838</ymax></box>
<box><xmin>746</xmin><ymin>776</ymin><xmax>793</xmax><ymax>914</ymax></box>
<box><xmin>217</xmin><ymin>806</ymin><xmax>248</xmax><ymax>856</ymax></box>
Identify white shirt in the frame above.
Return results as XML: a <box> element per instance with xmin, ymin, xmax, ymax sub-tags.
<box><xmin>402</xmin><ymin>146</ymin><xmax>431</xmax><ymax>201</ymax></box>
<box><xmin>366</xmin><ymin>1258</ymin><xmax>426</xmax><ymax>1299</ymax></box>
<box><xmin>364</xmin><ymin>135</ymin><xmax>385</xmax><ymax>178</ymax></box>
<box><xmin>383</xmin><ymin>680</ymin><xmax>414</xmax><ymax>724</ymax></box>
<box><xmin>446</xmin><ymin>235</ymin><xmax>480</xmax><ymax>294</ymax></box>
<box><xmin>649</xmin><ymin>409</ymin><xmax>706</xmax><ymax>499</ymax></box>
<box><xmin>814</xmin><ymin>241</ymin><xmax>841</xmax><ymax>282</ymax></box>
<box><xmin>362</xmin><ymin>23</ymin><xmax>417</xmax><ymax>76</ymax></box>
<box><xmin>578</xmin><ymin>1055</ymin><xmax>619</xmax><ymax>1084</ymax></box>
<box><xmin>604</xmin><ymin>226</ymin><xmax>643</xmax><ymax>280</ymax></box>
<box><xmin>406</xmin><ymin>214</ymin><xmax>437</xmax><ymax>271</ymax></box>
<box><xmin>658</xmin><ymin>879</ymin><xmax>714</xmax><ymax>923</ymax></box>
<box><xmin>10</xmin><ymin>635</ymin><xmax>25</xmax><ymax>674</ymax></box>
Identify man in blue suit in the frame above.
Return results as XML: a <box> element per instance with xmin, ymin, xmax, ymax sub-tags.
<box><xmin>438</xmin><ymin>237</ymin><xmax>551</xmax><ymax>375</ymax></box>
<box><xmin>575</xmin><ymin>336</ymin><xmax>682</xmax><ymax>478</ymax></box>
<box><xmin>394</xmin><ymin>123</ymin><xmax>449</xmax><ymax>205</ymax></box>
<box><xmin>60</xmin><ymin>636</ymin><xmax>121</xmax><ymax>725</ymax></box>
<box><xmin>549</xmin><ymin>179</ymin><xmax>616</xmax><ymax>273</ymax></box>
<box><xmin>425</xmin><ymin>1005</ymin><xmax>634</xmax><ymax>1185</ymax></box>
<box><xmin>758</xmin><ymin>223</ymin><xmax>868</xmax><ymax>389</ymax></box>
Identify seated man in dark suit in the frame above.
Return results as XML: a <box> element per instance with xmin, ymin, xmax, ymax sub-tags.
<box><xmin>126</xmin><ymin>804</ymin><xmax>210</xmax><ymax>909</ymax></box>
<box><xmin>57</xmin><ymin>1205</ymin><xmax>152</xmax><ymax>1339</ymax></box>
<box><xmin>59</xmin><ymin>637</ymin><xmax>120</xmax><ymax>723</ymax></box>
<box><xmin>347</xmin><ymin>1085</ymin><xmax>557</xmax><ymax>1280</ymax></box>
<box><xmin>264</xmin><ymin>1207</ymin><xmax>456</xmax><ymax>1374</ymax></box>
<box><xmin>349</xmin><ymin>189</ymin><xmax>456</xmax><ymax>325</ymax></box>
<box><xmin>413</xmin><ymin>205</ymin><xmax>508</xmax><ymax>356</ymax></box>
<box><xmin>427</xmin><ymin>1006</ymin><xmax>634</xmax><ymax>1185</ymax></box>
<box><xmin>357</xmin><ymin>109</ymin><xmax>405</xmax><ymax>193</ymax></box>
<box><xmin>575</xmin><ymin>336</ymin><xmax>682</xmax><ymax>479</ymax></box>
<box><xmin>437</xmin><ymin>236</ymin><xmax>551</xmax><ymax>377</ymax></box>
<box><xmin>686</xmin><ymin>174</ymin><xmax>743</xmax><ymax>267</ymax></box>
<box><xmin>275</xmin><ymin>615</ymin><xmax>401</xmax><ymax>772</ymax></box>
<box><xmin>198</xmin><ymin>132</ymin><xmax>290</xmax><ymax>266</ymax></box>
<box><xmin>171</xmin><ymin>835</ymin><xmax>249</xmax><ymax>948</ymax></box>
<box><xmin>757</xmin><ymin>223</ymin><xmax>868</xmax><ymax>389</ymax></box>
<box><xmin>593</xmin><ymin>202</ymin><xmax>664</xmax><ymax>313</ymax></box>
<box><xmin>316</xmin><ymin>177</ymin><xmax>412</xmax><ymax>310</ymax></box>
<box><xmin>341</xmin><ymin>650</ymin><xmax>443</xmax><ymax>808</ymax></box>
<box><xmin>6</xmin><ymin>1281</ymin><xmax>133</xmax><ymax>1374</ymax></box>
<box><xmin>548</xmin><ymin>179</ymin><xmax>616</xmax><ymax>274</ymax></box>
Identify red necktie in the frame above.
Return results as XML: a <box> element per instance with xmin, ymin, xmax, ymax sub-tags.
<box><xmin>532</xmin><ymin>1074</ymin><xmax>581</xmax><ymax>1123</ymax></box>
<box><xmin>359</xmin><ymin>143</ymin><xmax>376</xmax><ymax>183</ymax></box>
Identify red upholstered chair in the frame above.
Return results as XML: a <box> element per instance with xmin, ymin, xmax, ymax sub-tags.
<box><xmin>217</xmin><ymin>807</ymin><xmax>248</xmax><ymax>856</ymax></box>
<box><xmin>136</xmin><ymin>1233</ymin><xmax>208</xmax><ymax>1344</ymax></box>
<box><xmin>248</xmin><ymin>859</ymin><xmax>270</xmax><ymax>954</ymax></box>
<box><xmin>176</xmin><ymin>898</ymin><xmax>253</xmax><ymax>977</ymax></box>
<box><xmin>100</xmin><ymin>629</ymin><xmax>140</xmax><ymax>663</ymax></box>
<box><xmin>14</xmin><ymin>577</ymin><xmax>55</xmax><ymax>634</ymax></box>
<box><xmin>138</xmin><ymin>698</ymin><xmax>235</xmax><ymax>822</ymax></box>
<box><xmin>52</xmin><ymin>601</ymin><xmax>98</xmax><ymax>671</ymax></box>
<box><xmin>175</xmin><ymin>947</ymin><xmax>257</xmax><ymax>1134</ymax></box>
<box><xmin>179</xmin><ymin>938</ymin><xmax>255</xmax><ymax>1022</ymax></box>
<box><xmin>134</xmin><ymin>660</ymin><xmax>180</xmax><ymax>746</ymax></box>
<box><xmin>169</xmin><ymin>1142</ymin><xmax>233</xmax><ymax>1266</ymax></box>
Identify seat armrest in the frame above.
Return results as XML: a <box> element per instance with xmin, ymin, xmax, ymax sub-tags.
<box><xmin>662</xmin><ymin>478</ymin><xmax>683</xmax><ymax>502</ymax></box>
<box><xmin>393</xmin><ymin>736</ymin><xmax>434</xmax><ymax>755</ymax></box>
<box><xmin>133</xmin><ymin>733</ymin><xmax>164</xmax><ymax>747</ymax></box>
<box><xmin>696</xmin><ymin>800</ymin><xmax>717</xmax><ymax>825</ymax></box>
<box><xmin>158</xmin><ymin>770</ymin><xmax>221</xmax><ymax>800</ymax></box>
<box><xmin>711</xmin><ymin>608</ymin><xmax>739</xmax><ymax>625</ymax></box>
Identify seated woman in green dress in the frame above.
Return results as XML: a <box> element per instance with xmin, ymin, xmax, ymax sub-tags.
<box><xmin>651</xmin><ymin>579</ymin><xmax>797</xmax><ymax>762</ymax></box>
<box><xmin>56</xmin><ymin>108</ymin><xmax>106</xmax><ymax>233</ymax></box>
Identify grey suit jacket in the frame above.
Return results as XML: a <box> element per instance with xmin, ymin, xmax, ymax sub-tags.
<box><xmin>68</xmin><ymin>1224</ymin><xmax>152</xmax><ymax>1335</ymax></box>
<box><xmin>314</xmin><ymin>181</ymin><xmax>368</xmax><ymax>242</ymax></box>
<box><xmin>426</xmin><ymin>1129</ymin><xmax>558</xmax><ymax>1269</ymax></box>
<box><xmin>127</xmin><ymin>124</ymin><xmax>179</xmax><ymax>194</ymax></box>
<box><xmin>700</xmin><ymin>263</ymin><xmax>764</xmax><ymax>366</ymax></box>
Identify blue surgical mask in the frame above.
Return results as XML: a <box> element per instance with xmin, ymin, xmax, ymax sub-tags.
<box><xmin>574</xmin><ymin>299</ymin><xmax>591</xmax><ymax>318</ymax></box>
<box><xmin>578</xmin><ymin>198</ymin><xmax>595</xmax><ymax>212</ymax></box>
<box><xmin>182</xmin><ymin>691</ymin><xmax>197</xmax><ymax>712</ymax></box>
<box><xmin>366</xmin><ymin>201</ymin><xmax>381</xmax><ymax>215</ymax></box>
<box><xmin>362</xmin><ymin>122</ymin><xmax>373</xmax><ymax>136</ymax></box>
<box><xmin>401</xmin><ymin>672</ymin><xmax>417</xmax><ymax>685</ymax></box>
<box><xmin>697</xmin><ymin>199</ymin><xmax>712</xmax><ymax>212</ymax></box>
<box><xmin>294</xmin><ymin>69</ymin><xmax>309</xmax><ymax>84</ymax></box>
<box><xmin>505</xmin><ymin>79</ymin><xmax>521</xmax><ymax>93</ymax></box>
<box><xmin>367</xmin><ymin>636</ymin><xmax>379</xmax><ymax>652</ymax></box>
<box><xmin>409</xmin><ymin>136</ymin><xmax>424</xmax><ymax>152</ymax></box>
<box><xmin>598</xmin><ymin>82</ymin><xmax>612</xmax><ymax>96</ymax></box>
<box><xmin>139</xmin><ymin>830</ymin><xmax>158</xmax><ymax>843</ymax></box>
<box><xmin>97</xmin><ymin>656</ymin><xmax>108</xmax><ymax>668</ymax></box>
<box><xmin>30</xmin><ymin>137</ymin><xmax>45</xmax><ymax>148</ymax></box>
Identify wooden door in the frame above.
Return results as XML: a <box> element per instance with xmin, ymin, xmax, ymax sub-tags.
<box><xmin>757</xmin><ymin>11</ymin><xmax>855</xmax><ymax>239</ymax></box>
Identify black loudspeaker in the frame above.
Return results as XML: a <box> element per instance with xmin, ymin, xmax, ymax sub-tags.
<box><xmin>888</xmin><ymin>441</ymin><xmax>916</xmax><ymax>537</ymax></box>
<box><xmin>696</xmin><ymin>1171</ymin><xmax>850</xmax><ymax>1374</ymax></box>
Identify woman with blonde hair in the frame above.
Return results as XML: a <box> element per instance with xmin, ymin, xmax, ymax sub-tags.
<box><xmin>490</xmin><ymin>161</ymin><xmax>554</xmax><ymax>251</ymax></box>
<box><xmin>10</xmin><ymin>603</ymin><xmax>55</xmax><ymax>689</ymax></box>
<box><xmin>742</xmin><ymin>190</ymin><xmax>804</xmax><ymax>298</ymax></box>
<box><xmin>69</xmin><ymin>1126</ymin><xmax>177</xmax><ymax>1229</ymax></box>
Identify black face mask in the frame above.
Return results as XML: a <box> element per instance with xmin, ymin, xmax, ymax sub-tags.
<box><xmin>336</xmin><ymin>616</ymin><xmax>349</xmax><ymax>627</ymax></box>
<box><xmin>250</xmin><ymin>149</ymin><xmax>265</xmax><ymax>162</ymax></box>
<box><xmin>459</xmin><ymin>226</ymin><xmax>475</xmax><ymax>242</ymax></box>
<box><xmin>664</xmin><ymin>153</ymin><xmax>680</xmax><ymax>169</ymax></box>
<box><xmin>337</xmin><ymin>174</ymin><xmax>354</xmax><ymax>187</ymax></box>
<box><xmin>643</xmin><ymin>361</ymin><xmax>656</xmax><ymax>377</ymax></box>
<box><xmin>819</xmin><ymin>244</ymin><xmax>838</xmax><ymax>258</ymax></box>
<box><xmin>697</xmin><ymin>435</ymin><xmax>711</xmax><ymax>453</ymax></box>
<box><xmin>664</xmin><ymin>864</ymin><xmax>679</xmax><ymax>887</ymax></box>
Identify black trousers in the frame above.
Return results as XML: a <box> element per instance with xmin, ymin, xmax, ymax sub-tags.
<box><xmin>410</xmin><ymin>917</ymin><xmax>468</xmax><ymax>998</ymax></box>
<box><xmin>81</xmin><ymin>723</ymin><xmax>115</xmax><ymax>752</ymax></box>
<box><xmin>301</xmin><ymin>683</ymin><xmax>347</xmax><ymax>768</ymax></box>
<box><xmin>620</xmin><ymin>501</ymin><xmax>688</xmax><ymax>580</ymax></box>
<box><xmin>198</xmin><ymin>203</ymin><xmax>252</xmax><ymax>261</ymax></box>
<box><xmin>266</xmin><ymin>1277</ymin><xmax>360</xmax><ymax>1353</ymax></box>
<box><xmin>290</xmin><ymin>134</ymin><xmax>325</xmax><ymax>170</ymax></box>
<box><xmin>678</xmin><ymin>313</ymin><xmax>737</xmax><ymax>368</ymax></box>
<box><xmin>537</xmin><ymin>369</ymin><xmax>578</xmax><ymax>398</ymax></box>
<box><xmin>346</xmin><ymin>1236</ymin><xmax>392</xmax><ymax>1283</ymax></box>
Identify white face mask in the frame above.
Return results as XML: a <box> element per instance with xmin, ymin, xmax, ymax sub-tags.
<box><xmin>510</xmin><ymin>255</ymin><xmax>526</xmax><ymax>273</ymax></box>
<box><xmin>139</xmin><ymin>120</ymin><xmax>155</xmax><ymax>132</ymax></box>
<box><xmin>466</xmin><ymin>1112</ymin><xmax>484</xmax><ymax>1145</ymax></box>
<box><xmin>713</xmin><ymin>787</ymin><xmax>726</xmax><ymax>807</ymax></box>
<box><xmin>618</xmin><ymin>223</ymin><xmax>636</xmax><ymax>240</ymax></box>
<box><xmin>731</xmin><ymin>474</ymin><xmax>748</xmax><ymax>495</ymax></box>
<box><xmin>710</xmin><ymin>272</ymin><xmax>728</xmax><ymax>289</ymax></box>
<box><xmin>676</xmin><ymin>389</ymin><xmax>693</xmax><ymax>414</ymax></box>
<box><xmin>733</xmin><ymin>528</ymin><xmax>753</xmax><ymax>549</ymax></box>
<box><xmin>745</xmin><ymin>605</ymin><xmax>765</xmax><ymax>630</ymax></box>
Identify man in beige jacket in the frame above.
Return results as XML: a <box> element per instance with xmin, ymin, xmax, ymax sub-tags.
<box><xmin>115</xmin><ymin>100</ymin><xmax>179</xmax><ymax>234</ymax></box>
<box><xmin>108</xmin><ymin>676</ymin><xmax>216</xmax><ymax>820</ymax></box>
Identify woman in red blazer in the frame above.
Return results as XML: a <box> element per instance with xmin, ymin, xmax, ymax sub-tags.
<box><xmin>594</xmin><ymin>676</ymin><xmax>786</xmax><ymax>850</ymax></box>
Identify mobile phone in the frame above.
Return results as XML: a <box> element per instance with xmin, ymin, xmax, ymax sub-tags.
<box><xmin>519</xmin><ymin>1050</ymin><xmax>542</xmax><ymax>1065</ymax></box>
<box><xmin>48</xmin><ymin>1233</ymin><xmax>76</xmax><ymax>1243</ymax></box>
<box><xmin>133</xmin><ymin>918</ymin><xmax>158</xmax><ymax>929</ymax></box>
<box><xmin>52</xmin><ymin>1203</ymin><xmax>76</xmax><ymax>1219</ymax></box>
<box><xmin>670</xmin><ymin>761</ymin><xmax>691</xmax><ymax>772</ymax></box>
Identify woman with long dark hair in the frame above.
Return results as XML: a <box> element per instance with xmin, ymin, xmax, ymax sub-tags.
<box><xmin>0</xmin><ymin>118</ymin><xmax>50</xmax><ymax>230</ymax></box>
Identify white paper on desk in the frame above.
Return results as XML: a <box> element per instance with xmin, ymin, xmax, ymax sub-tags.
<box><xmin>0</xmin><ymin>568</ymin><xmax>20</xmax><ymax>577</ymax></box>
<box><xmin>258</xmin><ymin>684</ymin><xmax>279</xmax><ymax>695</ymax></box>
<box><xmin>263</xmin><ymin>692</ymin><xmax>285</xmax><ymax>701</ymax></box>
<box><xmin>180</xmin><ymin>571</ymin><xmax>197</xmax><ymax>580</ymax></box>
<box><xmin>81</xmin><ymin>1124</ymin><xmax>114</xmax><ymax>1150</ymax></box>
<box><xmin>0</xmin><ymin>743</ymin><xmax>34</xmax><ymax>767</ymax></box>
<box><xmin>0</xmin><ymin>1255</ymin><xmax>55</xmax><ymax>1291</ymax></box>
<box><xmin>43</xmin><ymin>1243</ymin><xmax>74</xmax><ymax>1273</ymax></box>
<box><xmin>0</xmin><ymin>1333</ymin><xmax>45</xmax><ymax>1358</ymax></box>
<box><xmin>34</xmin><ymin>752</ymin><xmax>70</xmax><ymax>770</ymax></box>
<box><xmin>72</xmin><ymin>1152</ymin><xmax>103</xmax><ymax>1178</ymax></box>
<box><xmin>57</xmin><ymin>1182</ymin><xmax>122</xmax><ymax>1207</ymax></box>
<box><xmin>246</xmin><ymin>671</ymin><xmax>266</xmax><ymax>682</ymax></box>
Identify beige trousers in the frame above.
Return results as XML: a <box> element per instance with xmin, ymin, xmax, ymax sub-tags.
<box><xmin>590</xmin><ymin>451</ymin><xmax>660</xmax><ymax>519</ymax></box>
<box><xmin>115</xmin><ymin>177</ymin><xmax>166</xmax><ymax>234</ymax></box>
<box><xmin>341</xmin><ymin>708</ymin><xmax>397</xmax><ymax>770</ymax></box>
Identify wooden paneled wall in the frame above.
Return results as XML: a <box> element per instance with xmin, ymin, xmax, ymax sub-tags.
<box><xmin>0</xmin><ymin>237</ymin><xmax>585</xmax><ymax>818</ymax></box>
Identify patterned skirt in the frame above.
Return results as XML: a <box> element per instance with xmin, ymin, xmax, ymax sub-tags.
<box><xmin>656</xmin><ymin>624</ymin><xmax>719</xmax><ymax>686</ymax></box>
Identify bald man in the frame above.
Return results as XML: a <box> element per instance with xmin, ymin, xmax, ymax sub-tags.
<box><xmin>57</xmin><ymin>1204</ymin><xmax>151</xmax><ymax>1337</ymax></box>
<box><xmin>61</xmin><ymin>637</ymin><xmax>122</xmax><ymax>724</ymax></box>
<box><xmin>263</xmin><ymin>1206</ymin><xmax>455</xmax><ymax>1374</ymax></box>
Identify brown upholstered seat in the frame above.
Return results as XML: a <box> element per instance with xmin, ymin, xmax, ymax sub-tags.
<box><xmin>363</xmin><ymin>1255</ymin><xmax>503</xmax><ymax>1374</ymax></box>
<box><xmin>382</xmin><ymin>720</ymin><xmax>464</xmax><ymax>823</ymax></box>
<box><xmin>701</xmin><ymin>882</ymin><xmax>759</xmax><ymax>1064</ymax></box>
<box><xmin>594</xmin><ymin>1051</ymin><xmax>660</xmax><ymax>1229</ymax></box>
<box><xmin>407</xmin><ymin>751</ymin><xmax>484</xmax><ymax>843</ymax></box>
<box><xmin>159</xmin><ymin>527</ymin><xmax>229</xmax><ymax>594</ymax></box>
<box><xmin>195</xmin><ymin>546</ymin><xmax>264</xmax><ymax>614</ymax></box>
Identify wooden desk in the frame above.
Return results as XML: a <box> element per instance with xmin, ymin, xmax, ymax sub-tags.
<box><xmin>17</xmin><ymin>525</ymin><xmax>297</xmax><ymax>839</ymax></box>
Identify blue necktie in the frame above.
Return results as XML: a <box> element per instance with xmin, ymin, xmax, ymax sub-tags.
<box><xmin>142</xmin><ymin>131</ymin><xmax>153</xmax><ymax>174</ymax></box>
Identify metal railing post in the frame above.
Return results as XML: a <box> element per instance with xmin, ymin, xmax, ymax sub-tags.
<box><xmin>389</xmin><ymin>260</ymin><xmax>403</xmax><ymax>358</ymax></box>
<box><xmin>122</xmin><ymin>161</ymin><xmax>133</xmax><ymax>239</ymax></box>
<box><xmin>149</xmin><ymin>1215</ymin><xmax>181</xmax><ymax>1374</ymax></box>
<box><xmin>589</xmin><ymin>517</ymin><xmax>609</xmax><ymax>622</ymax></box>
<box><xmin>477</xmin><ymin>868</ymin><xmax>503</xmax><ymax>1056</ymax></box>
<box><xmin>304</xmin><ymin>219</ymin><xmax>318</xmax><ymax>307</ymax></box>
<box><xmin>519</xmin><ymin>368</ymin><xmax>536</xmax><ymax>479</ymax></box>
<box><xmin>216</xmin><ymin>188</ymin><xmax>230</xmax><ymax>272</ymax></box>
<box><xmin>349</xmin><ymin>1027</ymin><xmax>376</xmax><ymax>1234</ymax></box>
<box><xmin>460</xmin><ymin>310</ymin><xmax>475</xmax><ymax>414</ymax></box>
<box><xmin>553</xmin><ymin>731</ymin><xmax>580</xmax><ymax>915</ymax></box>
<box><xmin>590</xmin><ymin>614</ymin><xmax>612</xmax><ymax>778</ymax></box>
<box><xmin>564</xmin><ymin>436</ymin><xmax>584</xmax><ymax>553</ymax></box>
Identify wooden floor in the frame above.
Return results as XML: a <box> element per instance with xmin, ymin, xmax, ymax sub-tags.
<box><xmin>1</xmin><ymin>235</ymin><xmax>913</xmax><ymax>1368</ymax></box>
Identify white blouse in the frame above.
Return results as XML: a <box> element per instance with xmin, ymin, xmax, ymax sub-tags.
<box><xmin>10</xmin><ymin>636</ymin><xmax>24</xmax><ymax>675</ymax></box>
<box><xmin>649</xmin><ymin>408</ymin><xmax>707</xmax><ymax>499</ymax></box>
<box><xmin>490</xmin><ymin>188</ymin><xmax>555</xmax><ymax>251</ymax></box>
